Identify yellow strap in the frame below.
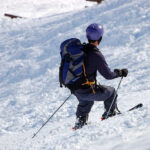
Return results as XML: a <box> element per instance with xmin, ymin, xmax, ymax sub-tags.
<box><xmin>82</xmin><ymin>80</ymin><xmax>95</xmax><ymax>86</ymax></box>
<box><xmin>83</xmin><ymin>63</ymin><xmax>87</xmax><ymax>77</ymax></box>
<box><xmin>82</xmin><ymin>80</ymin><xmax>96</xmax><ymax>94</ymax></box>
<box><xmin>82</xmin><ymin>64</ymin><xmax>96</xmax><ymax>94</ymax></box>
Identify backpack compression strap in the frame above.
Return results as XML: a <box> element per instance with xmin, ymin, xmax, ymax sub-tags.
<box><xmin>82</xmin><ymin>64</ymin><xmax>96</xmax><ymax>94</ymax></box>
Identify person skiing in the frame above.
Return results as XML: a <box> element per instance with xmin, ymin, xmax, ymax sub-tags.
<box><xmin>73</xmin><ymin>23</ymin><xmax>128</xmax><ymax>129</ymax></box>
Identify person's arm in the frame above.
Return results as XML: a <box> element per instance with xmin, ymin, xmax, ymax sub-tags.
<box><xmin>95</xmin><ymin>51</ymin><xmax>118</xmax><ymax>80</ymax></box>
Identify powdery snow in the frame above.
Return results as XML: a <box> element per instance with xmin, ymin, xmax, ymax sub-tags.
<box><xmin>0</xmin><ymin>0</ymin><xmax>95</xmax><ymax>18</ymax></box>
<box><xmin>0</xmin><ymin>0</ymin><xmax>150</xmax><ymax>150</ymax></box>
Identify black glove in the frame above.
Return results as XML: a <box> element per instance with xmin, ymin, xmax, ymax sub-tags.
<box><xmin>114</xmin><ymin>69</ymin><xmax>128</xmax><ymax>77</ymax></box>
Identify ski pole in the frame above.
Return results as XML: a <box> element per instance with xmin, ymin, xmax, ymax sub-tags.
<box><xmin>32</xmin><ymin>93</ymin><xmax>72</xmax><ymax>139</ymax></box>
<box><xmin>105</xmin><ymin>77</ymin><xmax>123</xmax><ymax>119</ymax></box>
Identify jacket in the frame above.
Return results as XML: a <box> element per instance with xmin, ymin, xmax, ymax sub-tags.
<box><xmin>83</xmin><ymin>43</ymin><xmax>118</xmax><ymax>81</ymax></box>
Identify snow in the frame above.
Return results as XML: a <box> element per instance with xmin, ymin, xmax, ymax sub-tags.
<box><xmin>0</xmin><ymin>0</ymin><xmax>150</xmax><ymax>150</ymax></box>
<box><xmin>0</xmin><ymin>0</ymin><xmax>95</xmax><ymax>18</ymax></box>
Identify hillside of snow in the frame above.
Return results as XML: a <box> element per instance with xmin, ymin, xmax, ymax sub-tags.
<box><xmin>0</xmin><ymin>0</ymin><xmax>95</xmax><ymax>18</ymax></box>
<box><xmin>0</xmin><ymin>0</ymin><xmax>150</xmax><ymax>150</ymax></box>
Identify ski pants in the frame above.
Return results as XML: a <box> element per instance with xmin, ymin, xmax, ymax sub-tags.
<box><xmin>74</xmin><ymin>85</ymin><xmax>117</xmax><ymax>117</ymax></box>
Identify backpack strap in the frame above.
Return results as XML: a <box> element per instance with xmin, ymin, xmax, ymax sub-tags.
<box><xmin>68</xmin><ymin>68</ymin><xmax>78</xmax><ymax>78</ymax></box>
<box><xmin>82</xmin><ymin>64</ymin><xmax>96</xmax><ymax>94</ymax></box>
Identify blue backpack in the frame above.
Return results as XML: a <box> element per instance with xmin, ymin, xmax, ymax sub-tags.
<box><xmin>59</xmin><ymin>38</ymin><xmax>96</xmax><ymax>93</ymax></box>
<box><xmin>59</xmin><ymin>38</ymin><xmax>84</xmax><ymax>89</ymax></box>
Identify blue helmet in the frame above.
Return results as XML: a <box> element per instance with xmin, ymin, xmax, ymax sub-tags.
<box><xmin>86</xmin><ymin>23</ymin><xmax>104</xmax><ymax>41</ymax></box>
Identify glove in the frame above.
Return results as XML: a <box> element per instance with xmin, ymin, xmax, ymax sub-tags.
<box><xmin>114</xmin><ymin>69</ymin><xmax>128</xmax><ymax>77</ymax></box>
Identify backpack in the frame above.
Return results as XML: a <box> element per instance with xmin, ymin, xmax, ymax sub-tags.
<box><xmin>59</xmin><ymin>38</ymin><xmax>95</xmax><ymax>93</ymax></box>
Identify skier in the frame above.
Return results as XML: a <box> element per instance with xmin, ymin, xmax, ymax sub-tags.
<box><xmin>73</xmin><ymin>23</ymin><xmax>128</xmax><ymax>129</ymax></box>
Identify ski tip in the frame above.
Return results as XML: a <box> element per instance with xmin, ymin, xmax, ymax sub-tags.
<box><xmin>72</xmin><ymin>127</ymin><xmax>75</xmax><ymax>130</ymax></box>
<box><xmin>101</xmin><ymin>117</ymin><xmax>104</xmax><ymax>121</ymax></box>
<box><xmin>139</xmin><ymin>103</ymin><xmax>143</xmax><ymax>107</ymax></box>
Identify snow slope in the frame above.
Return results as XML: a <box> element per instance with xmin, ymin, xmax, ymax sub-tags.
<box><xmin>0</xmin><ymin>0</ymin><xmax>94</xmax><ymax>18</ymax></box>
<box><xmin>0</xmin><ymin>0</ymin><xmax>150</xmax><ymax>150</ymax></box>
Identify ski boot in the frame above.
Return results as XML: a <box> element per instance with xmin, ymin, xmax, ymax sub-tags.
<box><xmin>101</xmin><ymin>109</ymin><xmax>119</xmax><ymax>120</ymax></box>
<box><xmin>72</xmin><ymin>114</ymin><xmax>88</xmax><ymax>130</ymax></box>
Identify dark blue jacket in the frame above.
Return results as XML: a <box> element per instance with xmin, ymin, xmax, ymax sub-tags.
<box><xmin>83</xmin><ymin>43</ymin><xmax>118</xmax><ymax>81</ymax></box>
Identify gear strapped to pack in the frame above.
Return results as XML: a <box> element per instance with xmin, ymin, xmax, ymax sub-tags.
<box><xmin>59</xmin><ymin>38</ymin><xmax>96</xmax><ymax>94</ymax></box>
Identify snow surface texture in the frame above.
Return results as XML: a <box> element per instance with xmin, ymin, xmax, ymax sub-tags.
<box><xmin>0</xmin><ymin>0</ymin><xmax>94</xmax><ymax>18</ymax></box>
<box><xmin>0</xmin><ymin>0</ymin><xmax>150</xmax><ymax>150</ymax></box>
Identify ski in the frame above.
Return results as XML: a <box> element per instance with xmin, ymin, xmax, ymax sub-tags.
<box><xmin>72</xmin><ymin>103</ymin><xmax>143</xmax><ymax>130</ymax></box>
<box><xmin>101</xmin><ymin>103</ymin><xmax>143</xmax><ymax>121</ymax></box>
<box><xmin>128</xmin><ymin>103</ymin><xmax>143</xmax><ymax>111</ymax></box>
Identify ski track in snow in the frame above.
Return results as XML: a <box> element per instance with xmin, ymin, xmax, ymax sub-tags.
<box><xmin>0</xmin><ymin>0</ymin><xmax>150</xmax><ymax>149</ymax></box>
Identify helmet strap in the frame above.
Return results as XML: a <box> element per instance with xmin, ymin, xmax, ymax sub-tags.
<box><xmin>98</xmin><ymin>37</ymin><xmax>102</xmax><ymax>45</ymax></box>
